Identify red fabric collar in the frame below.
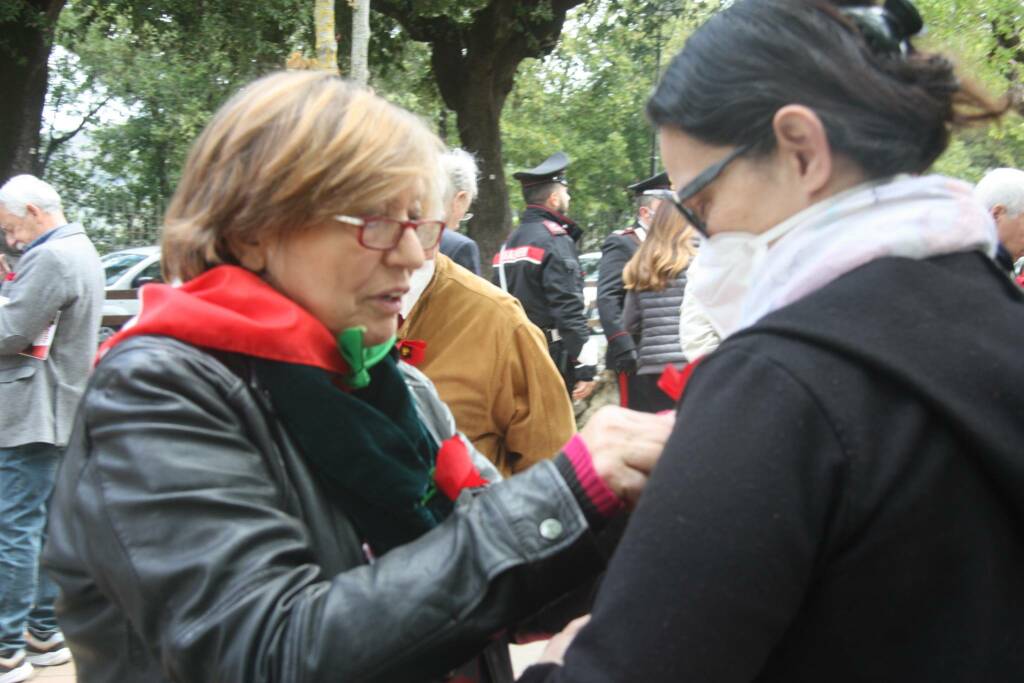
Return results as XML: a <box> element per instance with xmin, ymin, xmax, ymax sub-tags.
<box><xmin>98</xmin><ymin>265</ymin><xmax>348</xmax><ymax>374</ymax></box>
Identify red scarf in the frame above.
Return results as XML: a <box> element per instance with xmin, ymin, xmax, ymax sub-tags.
<box><xmin>99</xmin><ymin>265</ymin><xmax>348</xmax><ymax>374</ymax></box>
<box><xmin>98</xmin><ymin>264</ymin><xmax>486</xmax><ymax>509</ymax></box>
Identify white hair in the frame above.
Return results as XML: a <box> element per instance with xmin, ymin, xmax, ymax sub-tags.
<box><xmin>0</xmin><ymin>174</ymin><xmax>63</xmax><ymax>217</ymax></box>
<box><xmin>975</xmin><ymin>168</ymin><xmax>1024</xmax><ymax>217</ymax></box>
<box><xmin>440</xmin><ymin>148</ymin><xmax>479</xmax><ymax>204</ymax></box>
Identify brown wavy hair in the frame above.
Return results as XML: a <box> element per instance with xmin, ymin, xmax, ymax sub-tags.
<box><xmin>623</xmin><ymin>201</ymin><xmax>697</xmax><ymax>292</ymax></box>
<box><xmin>162</xmin><ymin>71</ymin><xmax>444</xmax><ymax>282</ymax></box>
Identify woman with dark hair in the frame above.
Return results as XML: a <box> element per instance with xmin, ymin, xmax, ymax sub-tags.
<box><xmin>520</xmin><ymin>0</ymin><xmax>1024</xmax><ymax>680</ymax></box>
<box><xmin>620</xmin><ymin>201</ymin><xmax>696</xmax><ymax>412</ymax></box>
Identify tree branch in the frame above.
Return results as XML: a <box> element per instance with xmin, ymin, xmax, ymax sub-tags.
<box><xmin>371</xmin><ymin>0</ymin><xmax>459</xmax><ymax>44</ymax></box>
<box><xmin>40</xmin><ymin>94</ymin><xmax>111</xmax><ymax>171</ymax></box>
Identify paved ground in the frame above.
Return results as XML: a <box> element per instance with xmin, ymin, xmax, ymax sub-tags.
<box><xmin>32</xmin><ymin>642</ymin><xmax>547</xmax><ymax>681</ymax></box>
<box><xmin>32</xmin><ymin>660</ymin><xmax>75</xmax><ymax>681</ymax></box>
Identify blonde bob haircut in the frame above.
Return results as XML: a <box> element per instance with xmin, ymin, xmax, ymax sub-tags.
<box><xmin>623</xmin><ymin>200</ymin><xmax>697</xmax><ymax>293</ymax></box>
<box><xmin>163</xmin><ymin>71</ymin><xmax>444</xmax><ymax>282</ymax></box>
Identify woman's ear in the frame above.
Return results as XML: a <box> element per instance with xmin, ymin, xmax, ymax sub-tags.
<box><xmin>227</xmin><ymin>233</ymin><xmax>268</xmax><ymax>273</ymax></box>
<box><xmin>772</xmin><ymin>105</ymin><xmax>833</xmax><ymax>198</ymax></box>
<box><xmin>447</xmin><ymin>190</ymin><xmax>472</xmax><ymax>227</ymax></box>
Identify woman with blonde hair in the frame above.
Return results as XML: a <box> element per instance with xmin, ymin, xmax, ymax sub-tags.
<box><xmin>37</xmin><ymin>71</ymin><xmax>673</xmax><ymax>683</ymax></box>
<box><xmin>620</xmin><ymin>201</ymin><xmax>696</xmax><ymax>412</ymax></box>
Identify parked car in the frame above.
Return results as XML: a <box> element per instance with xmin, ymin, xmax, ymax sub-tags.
<box><xmin>578</xmin><ymin>251</ymin><xmax>601</xmax><ymax>333</ymax></box>
<box><xmin>99</xmin><ymin>246</ymin><xmax>161</xmax><ymax>341</ymax></box>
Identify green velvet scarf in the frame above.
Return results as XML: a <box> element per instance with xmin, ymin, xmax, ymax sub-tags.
<box><xmin>252</xmin><ymin>353</ymin><xmax>454</xmax><ymax>555</ymax></box>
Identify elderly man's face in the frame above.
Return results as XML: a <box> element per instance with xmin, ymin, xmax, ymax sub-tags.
<box><xmin>993</xmin><ymin>205</ymin><xmax>1024</xmax><ymax>261</ymax></box>
<box><xmin>445</xmin><ymin>190</ymin><xmax>472</xmax><ymax>231</ymax></box>
<box><xmin>0</xmin><ymin>206</ymin><xmax>39</xmax><ymax>251</ymax></box>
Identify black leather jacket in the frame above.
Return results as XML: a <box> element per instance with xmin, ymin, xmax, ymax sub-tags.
<box><xmin>43</xmin><ymin>336</ymin><xmax>604</xmax><ymax>682</ymax></box>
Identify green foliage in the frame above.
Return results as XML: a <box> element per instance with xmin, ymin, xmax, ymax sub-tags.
<box><xmin>42</xmin><ymin>0</ymin><xmax>441</xmax><ymax>252</ymax></box>
<box><xmin>0</xmin><ymin>0</ymin><xmax>62</xmax><ymax>69</ymax></box>
<box><xmin>43</xmin><ymin>0</ymin><xmax>312</xmax><ymax>251</ymax></box>
<box><xmin>915</xmin><ymin>0</ymin><xmax>1024</xmax><ymax>181</ymax></box>
<box><xmin>32</xmin><ymin>0</ymin><xmax>1024</xmax><ymax>254</ymax></box>
<box><xmin>501</xmin><ymin>0</ymin><xmax>719</xmax><ymax>249</ymax></box>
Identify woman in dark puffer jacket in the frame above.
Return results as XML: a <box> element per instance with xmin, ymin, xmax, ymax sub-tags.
<box><xmin>620</xmin><ymin>201</ymin><xmax>697</xmax><ymax>412</ymax></box>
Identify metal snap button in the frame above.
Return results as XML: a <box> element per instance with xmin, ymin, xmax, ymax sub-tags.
<box><xmin>539</xmin><ymin>518</ymin><xmax>563</xmax><ymax>540</ymax></box>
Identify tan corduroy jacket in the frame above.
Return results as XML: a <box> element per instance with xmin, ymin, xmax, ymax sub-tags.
<box><xmin>400</xmin><ymin>254</ymin><xmax>575</xmax><ymax>475</ymax></box>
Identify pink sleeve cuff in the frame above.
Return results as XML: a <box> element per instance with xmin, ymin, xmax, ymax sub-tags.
<box><xmin>563</xmin><ymin>433</ymin><xmax>625</xmax><ymax>517</ymax></box>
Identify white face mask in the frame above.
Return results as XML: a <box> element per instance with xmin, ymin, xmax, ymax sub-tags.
<box><xmin>686</xmin><ymin>174</ymin><xmax>997</xmax><ymax>340</ymax></box>
<box><xmin>400</xmin><ymin>257</ymin><xmax>436</xmax><ymax>318</ymax></box>
<box><xmin>686</xmin><ymin>218</ymin><xmax>801</xmax><ymax>338</ymax></box>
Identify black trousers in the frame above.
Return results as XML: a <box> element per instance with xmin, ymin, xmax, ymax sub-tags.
<box><xmin>547</xmin><ymin>340</ymin><xmax>574</xmax><ymax>394</ymax></box>
<box><xmin>620</xmin><ymin>372</ymin><xmax>675</xmax><ymax>413</ymax></box>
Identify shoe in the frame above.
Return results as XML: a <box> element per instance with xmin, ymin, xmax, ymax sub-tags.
<box><xmin>0</xmin><ymin>649</ymin><xmax>33</xmax><ymax>683</ymax></box>
<box><xmin>25</xmin><ymin>629</ymin><xmax>71</xmax><ymax>667</ymax></box>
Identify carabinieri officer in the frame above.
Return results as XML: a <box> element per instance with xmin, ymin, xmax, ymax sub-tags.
<box><xmin>492</xmin><ymin>152</ymin><xmax>594</xmax><ymax>396</ymax></box>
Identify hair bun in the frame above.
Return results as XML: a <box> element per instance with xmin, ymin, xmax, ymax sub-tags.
<box><xmin>884</xmin><ymin>0</ymin><xmax>923</xmax><ymax>40</ymax></box>
<box><xmin>841</xmin><ymin>0</ymin><xmax>923</xmax><ymax>55</ymax></box>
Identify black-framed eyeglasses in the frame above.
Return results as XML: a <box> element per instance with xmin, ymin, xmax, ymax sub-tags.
<box><xmin>644</xmin><ymin>144</ymin><xmax>750</xmax><ymax>237</ymax></box>
<box><xmin>333</xmin><ymin>215</ymin><xmax>445</xmax><ymax>251</ymax></box>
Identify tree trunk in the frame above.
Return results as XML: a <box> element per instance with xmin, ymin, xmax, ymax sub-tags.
<box><xmin>426</xmin><ymin>10</ymin><xmax>522</xmax><ymax>265</ymax></box>
<box><xmin>372</xmin><ymin>0</ymin><xmax>584</xmax><ymax>263</ymax></box>
<box><xmin>0</xmin><ymin>0</ymin><xmax>66</xmax><ymax>182</ymax></box>
<box><xmin>315</xmin><ymin>0</ymin><xmax>339</xmax><ymax>74</ymax></box>
<box><xmin>452</xmin><ymin>90</ymin><xmax>511</xmax><ymax>263</ymax></box>
<box><xmin>349</xmin><ymin>0</ymin><xmax>370</xmax><ymax>84</ymax></box>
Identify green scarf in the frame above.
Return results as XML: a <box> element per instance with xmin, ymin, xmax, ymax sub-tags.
<box><xmin>252</xmin><ymin>352</ymin><xmax>454</xmax><ymax>555</ymax></box>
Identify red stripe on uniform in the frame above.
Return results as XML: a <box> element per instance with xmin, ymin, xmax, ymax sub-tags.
<box><xmin>491</xmin><ymin>245</ymin><xmax>546</xmax><ymax>266</ymax></box>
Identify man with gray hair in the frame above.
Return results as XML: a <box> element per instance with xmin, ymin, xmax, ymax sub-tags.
<box><xmin>0</xmin><ymin>174</ymin><xmax>104</xmax><ymax>681</ymax></box>
<box><xmin>975</xmin><ymin>167</ymin><xmax>1024</xmax><ymax>282</ymax></box>
<box><xmin>399</xmin><ymin>150</ymin><xmax>575</xmax><ymax>476</ymax></box>
<box><xmin>437</xmin><ymin>148</ymin><xmax>482</xmax><ymax>275</ymax></box>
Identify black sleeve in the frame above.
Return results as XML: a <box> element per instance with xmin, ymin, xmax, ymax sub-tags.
<box><xmin>621</xmin><ymin>290</ymin><xmax>639</xmax><ymax>336</ymax></box>
<box><xmin>596</xmin><ymin>236</ymin><xmax>636</xmax><ymax>362</ymax></box>
<box><xmin>541</xmin><ymin>237</ymin><xmax>591</xmax><ymax>361</ymax></box>
<box><xmin>520</xmin><ymin>347</ymin><xmax>849</xmax><ymax>683</ymax></box>
<box><xmin>449</xmin><ymin>238</ymin><xmax>482</xmax><ymax>276</ymax></box>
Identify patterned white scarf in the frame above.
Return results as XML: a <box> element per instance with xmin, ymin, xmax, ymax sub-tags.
<box><xmin>737</xmin><ymin>174</ymin><xmax>997</xmax><ymax>331</ymax></box>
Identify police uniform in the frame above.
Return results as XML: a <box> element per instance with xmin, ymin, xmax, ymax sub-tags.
<box><xmin>596</xmin><ymin>171</ymin><xmax>670</xmax><ymax>405</ymax></box>
<box><xmin>493</xmin><ymin>152</ymin><xmax>592</xmax><ymax>392</ymax></box>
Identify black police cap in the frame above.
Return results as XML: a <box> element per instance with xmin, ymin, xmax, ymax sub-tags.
<box><xmin>627</xmin><ymin>171</ymin><xmax>671</xmax><ymax>196</ymax></box>
<box><xmin>513</xmin><ymin>151</ymin><xmax>569</xmax><ymax>187</ymax></box>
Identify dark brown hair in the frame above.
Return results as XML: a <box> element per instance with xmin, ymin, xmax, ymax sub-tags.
<box><xmin>523</xmin><ymin>181</ymin><xmax>562</xmax><ymax>206</ymax></box>
<box><xmin>647</xmin><ymin>0</ymin><xmax>1005</xmax><ymax>177</ymax></box>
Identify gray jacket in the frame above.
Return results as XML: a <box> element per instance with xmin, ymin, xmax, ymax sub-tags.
<box><xmin>622</xmin><ymin>272</ymin><xmax>689</xmax><ymax>374</ymax></box>
<box><xmin>0</xmin><ymin>223</ymin><xmax>104</xmax><ymax>447</ymax></box>
<box><xmin>440</xmin><ymin>230</ymin><xmax>482</xmax><ymax>275</ymax></box>
<box><xmin>44</xmin><ymin>335</ymin><xmax>602</xmax><ymax>682</ymax></box>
